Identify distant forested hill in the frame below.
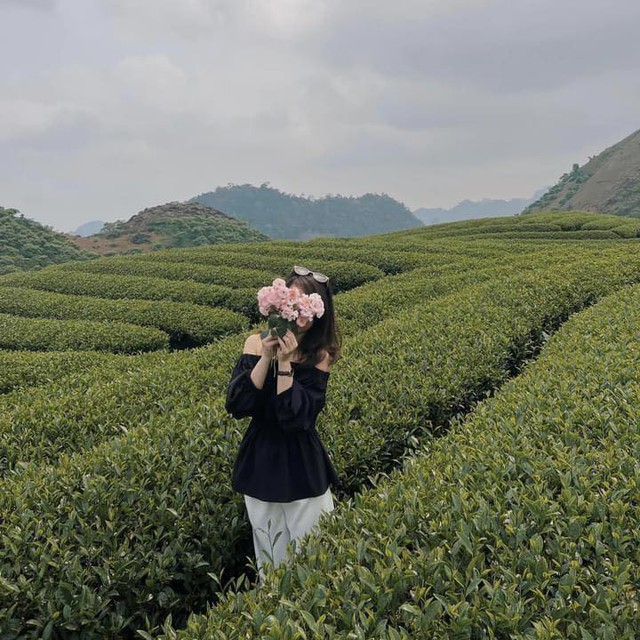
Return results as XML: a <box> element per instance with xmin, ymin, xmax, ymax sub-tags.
<box><xmin>190</xmin><ymin>184</ymin><xmax>423</xmax><ymax>239</ymax></box>
<box><xmin>71</xmin><ymin>201</ymin><xmax>268</xmax><ymax>255</ymax></box>
<box><xmin>0</xmin><ymin>207</ymin><xmax>94</xmax><ymax>274</ymax></box>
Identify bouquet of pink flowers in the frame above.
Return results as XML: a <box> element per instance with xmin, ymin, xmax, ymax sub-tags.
<box><xmin>257</xmin><ymin>278</ymin><xmax>325</xmax><ymax>339</ymax></box>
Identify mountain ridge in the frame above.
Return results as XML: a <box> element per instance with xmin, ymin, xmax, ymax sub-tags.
<box><xmin>524</xmin><ymin>128</ymin><xmax>640</xmax><ymax>217</ymax></box>
<box><xmin>191</xmin><ymin>184</ymin><xmax>423</xmax><ymax>239</ymax></box>
<box><xmin>414</xmin><ymin>192</ymin><xmax>545</xmax><ymax>225</ymax></box>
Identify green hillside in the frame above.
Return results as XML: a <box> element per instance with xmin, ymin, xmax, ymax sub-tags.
<box><xmin>524</xmin><ymin>128</ymin><xmax>640</xmax><ymax>217</ymax></box>
<box><xmin>72</xmin><ymin>201</ymin><xmax>268</xmax><ymax>255</ymax></box>
<box><xmin>0</xmin><ymin>206</ymin><xmax>94</xmax><ymax>274</ymax></box>
<box><xmin>2</xmin><ymin>210</ymin><xmax>640</xmax><ymax>637</ymax></box>
<box><xmin>191</xmin><ymin>183</ymin><xmax>423</xmax><ymax>239</ymax></box>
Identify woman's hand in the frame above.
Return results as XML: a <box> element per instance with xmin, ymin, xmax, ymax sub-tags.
<box><xmin>261</xmin><ymin>333</ymin><xmax>279</xmax><ymax>359</ymax></box>
<box><xmin>277</xmin><ymin>329</ymin><xmax>298</xmax><ymax>363</ymax></box>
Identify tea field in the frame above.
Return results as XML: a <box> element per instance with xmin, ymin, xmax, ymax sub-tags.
<box><xmin>1</xmin><ymin>210</ymin><xmax>639</xmax><ymax>638</ymax></box>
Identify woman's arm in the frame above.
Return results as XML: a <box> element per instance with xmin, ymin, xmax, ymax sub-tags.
<box><xmin>275</xmin><ymin>349</ymin><xmax>332</xmax><ymax>433</ymax></box>
<box><xmin>225</xmin><ymin>333</ymin><xmax>277</xmax><ymax>418</ymax></box>
<box><xmin>250</xmin><ymin>354</ymin><xmax>273</xmax><ymax>390</ymax></box>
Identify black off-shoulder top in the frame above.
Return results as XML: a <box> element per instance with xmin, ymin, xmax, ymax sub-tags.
<box><xmin>225</xmin><ymin>353</ymin><xmax>339</xmax><ymax>502</ymax></box>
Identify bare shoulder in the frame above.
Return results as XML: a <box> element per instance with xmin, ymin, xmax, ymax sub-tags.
<box><xmin>314</xmin><ymin>349</ymin><xmax>332</xmax><ymax>372</ymax></box>
<box><xmin>243</xmin><ymin>333</ymin><xmax>262</xmax><ymax>355</ymax></box>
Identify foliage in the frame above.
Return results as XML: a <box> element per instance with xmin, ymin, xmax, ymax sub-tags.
<box><xmin>0</xmin><ymin>287</ymin><xmax>246</xmax><ymax>348</ymax></box>
<box><xmin>0</xmin><ymin>206</ymin><xmax>94</xmax><ymax>274</ymax></box>
<box><xmin>0</xmin><ymin>312</ymin><xmax>168</xmax><ymax>353</ymax></box>
<box><xmin>165</xmin><ymin>283</ymin><xmax>640</xmax><ymax>640</ymax></box>
<box><xmin>0</xmin><ymin>212</ymin><xmax>639</xmax><ymax>636</ymax></box>
<box><xmin>96</xmin><ymin>201</ymin><xmax>269</xmax><ymax>250</ymax></box>
<box><xmin>191</xmin><ymin>183</ymin><xmax>423</xmax><ymax>239</ymax></box>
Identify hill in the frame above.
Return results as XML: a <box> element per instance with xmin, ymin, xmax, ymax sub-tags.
<box><xmin>190</xmin><ymin>183</ymin><xmax>423</xmax><ymax>239</ymax></box>
<box><xmin>414</xmin><ymin>193</ymin><xmax>543</xmax><ymax>225</ymax></box>
<box><xmin>71</xmin><ymin>201</ymin><xmax>268</xmax><ymax>255</ymax></box>
<box><xmin>523</xmin><ymin>128</ymin><xmax>640</xmax><ymax>217</ymax></box>
<box><xmin>0</xmin><ymin>206</ymin><xmax>95</xmax><ymax>274</ymax></box>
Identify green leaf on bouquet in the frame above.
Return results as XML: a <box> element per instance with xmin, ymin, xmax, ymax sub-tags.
<box><xmin>260</xmin><ymin>313</ymin><xmax>298</xmax><ymax>339</ymax></box>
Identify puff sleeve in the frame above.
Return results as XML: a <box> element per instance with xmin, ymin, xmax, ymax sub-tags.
<box><xmin>275</xmin><ymin>370</ymin><xmax>329</xmax><ymax>433</ymax></box>
<box><xmin>225</xmin><ymin>354</ymin><xmax>262</xmax><ymax>419</ymax></box>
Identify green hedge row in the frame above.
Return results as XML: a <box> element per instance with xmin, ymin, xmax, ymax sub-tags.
<box><xmin>348</xmin><ymin>233</ymin><xmax>552</xmax><ymax>257</ymax></box>
<box><xmin>0</xmin><ymin>246</ymin><xmax>571</xmax><ymax>472</ymax></box>
<box><xmin>0</xmin><ymin>268</ymin><xmax>256</xmax><ymax>312</ymax></box>
<box><xmin>0</xmin><ymin>286</ymin><xmax>246</xmax><ymax>348</ymax></box>
<box><xmin>581</xmin><ymin>218</ymin><xmax>638</xmax><ymax>231</ymax></box>
<box><xmin>333</xmin><ymin>243</ymin><xmax>640</xmax><ymax>336</ymax></box>
<box><xmin>463</xmin><ymin>230</ymin><xmax>623</xmax><ymax>241</ymax></box>
<box><xmin>607</xmin><ymin>223</ymin><xmax>640</xmax><ymax>238</ymax></box>
<box><xmin>62</xmin><ymin>257</ymin><xmax>279</xmax><ymax>289</ymax></box>
<box><xmin>0</xmin><ymin>337</ymin><xmax>232</xmax><ymax>474</ymax></box>
<box><xmin>415</xmin><ymin>211</ymin><xmax>609</xmax><ymax>236</ymax></box>
<box><xmin>118</xmin><ymin>253</ymin><xmax>387</xmax><ymax>291</ymax></box>
<box><xmin>120</xmin><ymin>245</ymin><xmax>426</xmax><ymax>275</ymax></box>
<box><xmin>0</xmin><ymin>250</ymin><xmax>638</xmax><ymax>636</ymax></box>
<box><xmin>0</xmin><ymin>312</ymin><xmax>168</xmax><ymax>353</ymax></box>
<box><xmin>0</xmin><ymin>262</ymin><xmax>488</xmax><ymax>477</ymax></box>
<box><xmin>323</xmin><ymin>254</ymin><xmax>640</xmax><ymax>493</ymax></box>
<box><xmin>237</xmin><ymin>237</ymin><xmax>504</xmax><ymax>263</ymax></box>
<box><xmin>427</xmin><ymin>222</ymin><xmax>566</xmax><ymax>237</ymax></box>
<box><xmin>334</xmin><ymin>264</ymin><xmax>490</xmax><ymax>335</ymax></box>
<box><xmin>374</xmin><ymin>212</ymin><xmax>632</xmax><ymax>245</ymax></box>
<box><xmin>0</xmin><ymin>350</ymin><xmax>127</xmax><ymax>394</ymax></box>
<box><xmin>170</xmin><ymin>282</ymin><xmax>640</xmax><ymax>640</ymax></box>
<box><xmin>520</xmin><ymin>210</ymin><xmax>634</xmax><ymax>231</ymax></box>
<box><xmin>0</xmin><ymin>256</ymin><xmax>454</xmax><ymax>395</ymax></box>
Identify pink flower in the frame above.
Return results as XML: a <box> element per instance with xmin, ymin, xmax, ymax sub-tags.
<box><xmin>308</xmin><ymin>293</ymin><xmax>325</xmax><ymax>318</ymax></box>
<box><xmin>287</xmin><ymin>287</ymin><xmax>301</xmax><ymax>304</ymax></box>
<box><xmin>256</xmin><ymin>278</ymin><xmax>326</xmax><ymax>323</ymax></box>
<box><xmin>281</xmin><ymin>306</ymin><xmax>299</xmax><ymax>321</ymax></box>
<box><xmin>296</xmin><ymin>297</ymin><xmax>312</xmax><ymax>319</ymax></box>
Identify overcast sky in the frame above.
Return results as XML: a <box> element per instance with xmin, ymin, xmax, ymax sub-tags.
<box><xmin>1</xmin><ymin>0</ymin><xmax>639</xmax><ymax>232</ymax></box>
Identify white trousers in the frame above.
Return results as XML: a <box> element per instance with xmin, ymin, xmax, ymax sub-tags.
<box><xmin>244</xmin><ymin>489</ymin><xmax>334</xmax><ymax>577</ymax></box>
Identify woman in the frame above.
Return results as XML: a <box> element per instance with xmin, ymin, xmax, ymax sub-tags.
<box><xmin>225</xmin><ymin>265</ymin><xmax>342</xmax><ymax>577</ymax></box>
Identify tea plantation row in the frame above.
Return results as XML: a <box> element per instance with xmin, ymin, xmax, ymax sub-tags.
<box><xmin>0</xmin><ymin>242</ymin><xmax>508</xmax><ymax>392</ymax></box>
<box><xmin>166</xmin><ymin>282</ymin><xmax>640</xmax><ymax>639</ymax></box>
<box><xmin>1</xmin><ymin>244</ymin><xmax>639</xmax><ymax>636</ymax></box>
<box><xmin>0</xmin><ymin>287</ymin><xmax>246</xmax><ymax>350</ymax></box>
<box><xmin>0</xmin><ymin>258</ymin><xmax>385</xmax><ymax>352</ymax></box>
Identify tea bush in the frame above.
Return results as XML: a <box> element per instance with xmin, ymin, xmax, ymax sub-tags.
<box><xmin>0</xmin><ymin>287</ymin><xmax>246</xmax><ymax>348</ymax></box>
<box><xmin>0</xmin><ymin>350</ymin><xmax>127</xmax><ymax>394</ymax></box>
<box><xmin>1</xmin><ymin>248</ymin><xmax>639</xmax><ymax>636</ymax></box>
<box><xmin>62</xmin><ymin>257</ymin><xmax>279</xmax><ymax>289</ymax></box>
<box><xmin>165</xmin><ymin>283</ymin><xmax>640</xmax><ymax>640</ymax></box>
<box><xmin>0</xmin><ymin>313</ymin><xmax>168</xmax><ymax>353</ymax></box>
<box><xmin>0</xmin><ymin>268</ymin><xmax>241</xmax><ymax>307</ymax></box>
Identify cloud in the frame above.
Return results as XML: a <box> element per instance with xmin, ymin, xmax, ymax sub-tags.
<box><xmin>103</xmin><ymin>0</ymin><xmax>329</xmax><ymax>40</ymax></box>
<box><xmin>0</xmin><ymin>99</ymin><xmax>92</xmax><ymax>142</ymax></box>
<box><xmin>0</xmin><ymin>0</ymin><xmax>56</xmax><ymax>9</ymax></box>
<box><xmin>1</xmin><ymin>0</ymin><xmax>639</xmax><ymax>230</ymax></box>
<box><xmin>299</xmin><ymin>0</ymin><xmax>640</xmax><ymax>93</ymax></box>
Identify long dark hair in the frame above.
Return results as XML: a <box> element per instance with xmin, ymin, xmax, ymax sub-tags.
<box><xmin>284</xmin><ymin>270</ymin><xmax>342</xmax><ymax>367</ymax></box>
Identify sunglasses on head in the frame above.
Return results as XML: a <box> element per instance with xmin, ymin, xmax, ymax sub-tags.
<box><xmin>293</xmin><ymin>265</ymin><xmax>329</xmax><ymax>283</ymax></box>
